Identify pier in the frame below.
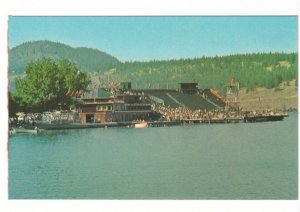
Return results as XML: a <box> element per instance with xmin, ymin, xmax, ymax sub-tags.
<box><xmin>30</xmin><ymin>113</ymin><xmax>285</xmax><ymax>131</ymax></box>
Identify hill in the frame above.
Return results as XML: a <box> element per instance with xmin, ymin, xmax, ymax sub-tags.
<box><xmin>239</xmin><ymin>80</ymin><xmax>297</xmax><ymax>111</ymax></box>
<box><xmin>95</xmin><ymin>52</ymin><xmax>297</xmax><ymax>93</ymax></box>
<box><xmin>9</xmin><ymin>40</ymin><xmax>121</xmax><ymax>75</ymax></box>
<box><xmin>9</xmin><ymin>40</ymin><xmax>297</xmax><ymax>94</ymax></box>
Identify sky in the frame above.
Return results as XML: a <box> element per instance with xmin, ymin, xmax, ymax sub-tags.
<box><xmin>8</xmin><ymin>16</ymin><xmax>298</xmax><ymax>62</ymax></box>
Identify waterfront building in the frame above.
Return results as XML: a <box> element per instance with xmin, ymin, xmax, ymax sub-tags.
<box><xmin>78</xmin><ymin>80</ymin><xmax>241</xmax><ymax>124</ymax></box>
<box><xmin>78</xmin><ymin>94</ymin><xmax>153</xmax><ymax>124</ymax></box>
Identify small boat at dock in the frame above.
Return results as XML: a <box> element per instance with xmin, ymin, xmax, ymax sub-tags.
<box><xmin>12</xmin><ymin>126</ymin><xmax>41</xmax><ymax>134</ymax></box>
<box><xmin>243</xmin><ymin>113</ymin><xmax>286</xmax><ymax>123</ymax></box>
<box><xmin>134</xmin><ymin>121</ymin><xmax>148</xmax><ymax>128</ymax></box>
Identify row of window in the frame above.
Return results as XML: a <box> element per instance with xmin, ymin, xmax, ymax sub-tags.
<box><xmin>125</xmin><ymin>105</ymin><xmax>151</xmax><ymax>111</ymax></box>
<box><xmin>96</xmin><ymin>105</ymin><xmax>112</xmax><ymax>111</ymax></box>
<box><xmin>95</xmin><ymin>104</ymin><xmax>151</xmax><ymax>112</ymax></box>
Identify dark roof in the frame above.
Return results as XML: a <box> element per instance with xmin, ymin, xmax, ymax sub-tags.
<box><xmin>179</xmin><ymin>82</ymin><xmax>198</xmax><ymax>85</ymax></box>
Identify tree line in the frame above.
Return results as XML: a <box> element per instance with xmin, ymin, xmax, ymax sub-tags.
<box><xmin>103</xmin><ymin>52</ymin><xmax>297</xmax><ymax>92</ymax></box>
<box><xmin>10</xmin><ymin>41</ymin><xmax>297</xmax><ymax>93</ymax></box>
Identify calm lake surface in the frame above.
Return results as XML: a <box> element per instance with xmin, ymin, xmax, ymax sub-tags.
<box><xmin>9</xmin><ymin>113</ymin><xmax>298</xmax><ymax>199</ymax></box>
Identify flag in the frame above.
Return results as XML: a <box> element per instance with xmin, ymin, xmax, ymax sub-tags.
<box><xmin>65</xmin><ymin>90</ymin><xmax>71</xmax><ymax>96</ymax></box>
<box><xmin>70</xmin><ymin>90</ymin><xmax>75</xmax><ymax>97</ymax></box>
<box><xmin>79</xmin><ymin>90</ymin><xmax>84</xmax><ymax>98</ymax></box>
<box><xmin>77</xmin><ymin>90</ymin><xmax>82</xmax><ymax>97</ymax></box>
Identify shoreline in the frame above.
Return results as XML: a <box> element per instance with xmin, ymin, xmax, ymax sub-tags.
<box><xmin>9</xmin><ymin>113</ymin><xmax>289</xmax><ymax>134</ymax></box>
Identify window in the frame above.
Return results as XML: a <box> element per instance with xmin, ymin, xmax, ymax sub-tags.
<box><xmin>96</xmin><ymin>105</ymin><xmax>112</xmax><ymax>111</ymax></box>
<box><xmin>96</xmin><ymin>106</ymin><xmax>101</xmax><ymax>111</ymax></box>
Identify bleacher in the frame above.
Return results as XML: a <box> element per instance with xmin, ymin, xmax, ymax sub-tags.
<box><xmin>169</xmin><ymin>92</ymin><xmax>216</xmax><ymax>110</ymax></box>
<box><xmin>143</xmin><ymin>90</ymin><xmax>218</xmax><ymax>110</ymax></box>
<box><xmin>143</xmin><ymin>90</ymin><xmax>182</xmax><ymax>108</ymax></box>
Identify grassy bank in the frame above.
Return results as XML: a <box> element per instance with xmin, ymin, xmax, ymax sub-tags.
<box><xmin>239</xmin><ymin>80</ymin><xmax>298</xmax><ymax>111</ymax></box>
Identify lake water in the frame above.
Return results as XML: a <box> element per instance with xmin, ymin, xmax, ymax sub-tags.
<box><xmin>9</xmin><ymin>113</ymin><xmax>298</xmax><ymax>199</ymax></box>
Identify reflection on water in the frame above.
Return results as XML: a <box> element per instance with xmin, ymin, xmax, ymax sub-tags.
<box><xmin>9</xmin><ymin>113</ymin><xmax>298</xmax><ymax>199</ymax></box>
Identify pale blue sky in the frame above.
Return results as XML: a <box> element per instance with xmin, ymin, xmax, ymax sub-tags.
<box><xmin>9</xmin><ymin>16</ymin><xmax>298</xmax><ymax>61</ymax></box>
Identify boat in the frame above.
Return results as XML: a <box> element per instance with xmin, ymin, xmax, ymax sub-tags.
<box><xmin>243</xmin><ymin>114</ymin><xmax>286</xmax><ymax>123</ymax></box>
<box><xmin>13</xmin><ymin>126</ymin><xmax>40</xmax><ymax>134</ymax></box>
<box><xmin>134</xmin><ymin>121</ymin><xmax>148</xmax><ymax>128</ymax></box>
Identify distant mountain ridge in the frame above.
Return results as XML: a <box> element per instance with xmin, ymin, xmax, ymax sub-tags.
<box><xmin>9</xmin><ymin>40</ymin><xmax>121</xmax><ymax>75</ymax></box>
<box><xmin>9</xmin><ymin>40</ymin><xmax>297</xmax><ymax>92</ymax></box>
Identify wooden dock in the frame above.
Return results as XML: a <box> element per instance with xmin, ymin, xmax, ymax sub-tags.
<box><xmin>34</xmin><ymin>114</ymin><xmax>286</xmax><ymax>131</ymax></box>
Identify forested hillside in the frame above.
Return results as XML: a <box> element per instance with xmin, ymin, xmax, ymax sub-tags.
<box><xmin>9</xmin><ymin>41</ymin><xmax>297</xmax><ymax>92</ymax></box>
<box><xmin>100</xmin><ymin>52</ymin><xmax>298</xmax><ymax>91</ymax></box>
<box><xmin>9</xmin><ymin>40</ymin><xmax>121</xmax><ymax>75</ymax></box>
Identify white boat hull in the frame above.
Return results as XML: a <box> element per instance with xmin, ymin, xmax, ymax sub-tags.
<box><xmin>13</xmin><ymin>127</ymin><xmax>39</xmax><ymax>134</ymax></box>
<box><xmin>134</xmin><ymin>122</ymin><xmax>148</xmax><ymax>128</ymax></box>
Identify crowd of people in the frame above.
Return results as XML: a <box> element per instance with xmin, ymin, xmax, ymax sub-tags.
<box><xmin>9</xmin><ymin>113</ymin><xmax>38</xmax><ymax>128</ymax></box>
<box><xmin>38</xmin><ymin>111</ymin><xmax>79</xmax><ymax>124</ymax></box>
<box><xmin>152</xmin><ymin>104</ymin><xmax>242</xmax><ymax>122</ymax></box>
<box><xmin>9</xmin><ymin>111</ymin><xmax>79</xmax><ymax>128</ymax></box>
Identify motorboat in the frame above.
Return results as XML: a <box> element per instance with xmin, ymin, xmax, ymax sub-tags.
<box><xmin>13</xmin><ymin>126</ymin><xmax>41</xmax><ymax>134</ymax></box>
<box><xmin>134</xmin><ymin>121</ymin><xmax>148</xmax><ymax>128</ymax></box>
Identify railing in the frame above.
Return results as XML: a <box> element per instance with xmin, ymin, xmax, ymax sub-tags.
<box><xmin>209</xmin><ymin>88</ymin><xmax>238</xmax><ymax>109</ymax></box>
<box><xmin>40</xmin><ymin>112</ymin><xmax>80</xmax><ymax>124</ymax></box>
<box><xmin>149</xmin><ymin>95</ymin><xmax>165</xmax><ymax>105</ymax></box>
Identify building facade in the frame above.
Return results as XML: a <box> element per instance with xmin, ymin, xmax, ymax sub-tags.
<box><xmin>78</xmin><ymin>94</ymin><xmax>153</xmax><ymax>124</ymax></box>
